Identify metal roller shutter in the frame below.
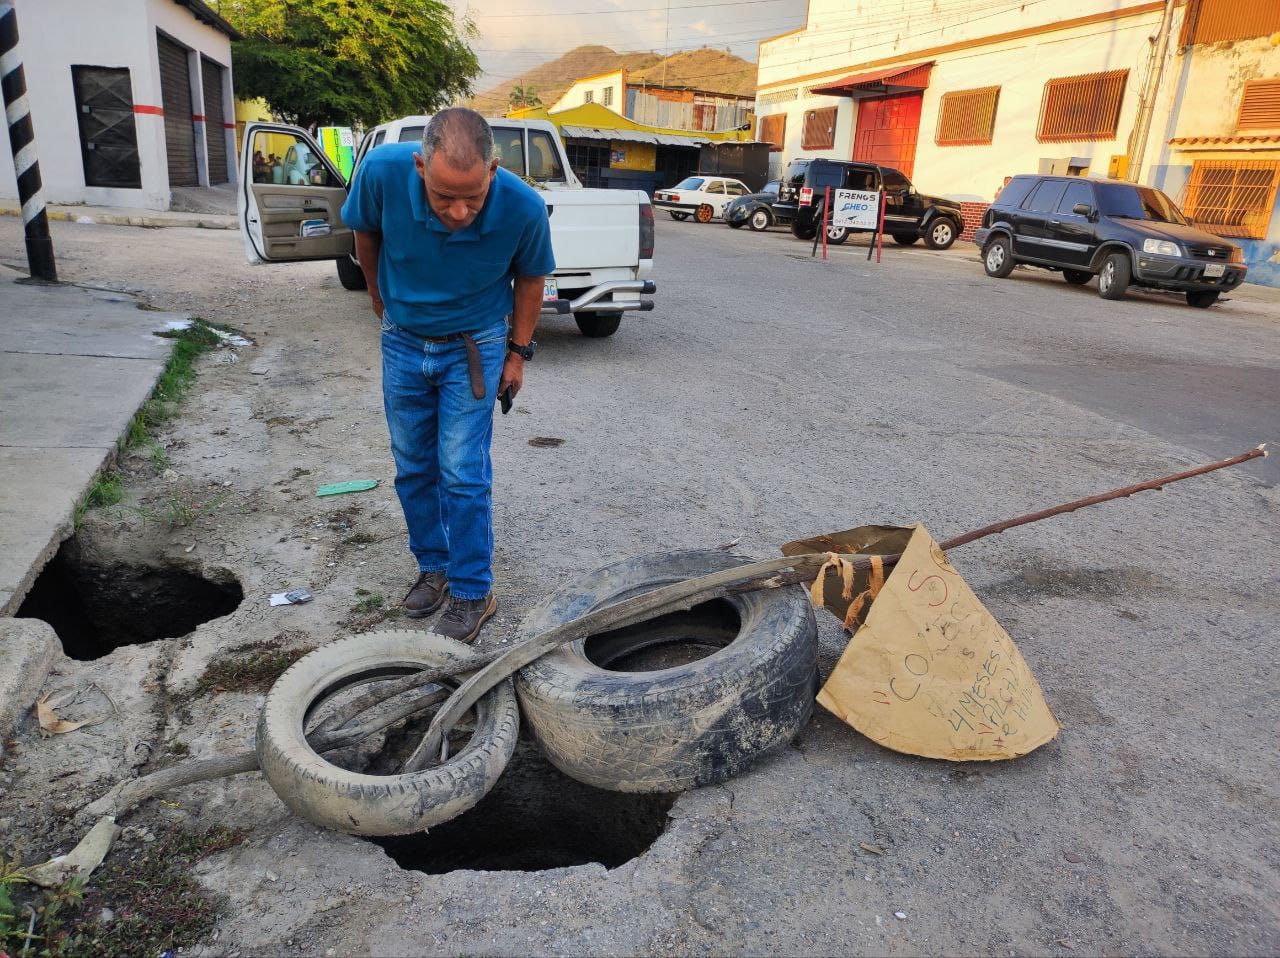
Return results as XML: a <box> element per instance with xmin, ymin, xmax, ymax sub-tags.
<box><xmin>201</xmin><ymin>57</ymin><xmax>227</xmax><ymax>184</ymax></box>
<box><xmin>157</xmin><ymin>33</ymin><xmax>197</xmax><ymax>187</ymax></box>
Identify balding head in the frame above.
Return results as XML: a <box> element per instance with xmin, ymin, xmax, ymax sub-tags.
<box><xmin>421</xmin><ymin>108</ymin><xmax>495</xmax><ymax>172</ymax></box>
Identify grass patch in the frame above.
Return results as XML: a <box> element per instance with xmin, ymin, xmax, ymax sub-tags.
<box><xmin>189</xmin><ymin>639</ymin><xmax>316</xmax><ymax>698</ymax></box>
<box><xmin>351</xmin><ymin>592</ymin><xmax>386</xmax><ymax>615</ymax></box>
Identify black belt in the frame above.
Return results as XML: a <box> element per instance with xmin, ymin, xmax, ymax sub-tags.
<box><xmin>409</xmin><ymin>330</ymin><xmax>486</xmax><ymax>400</ymax></box>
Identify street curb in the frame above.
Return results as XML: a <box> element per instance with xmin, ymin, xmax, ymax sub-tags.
<box><xmin>0</xmin><ymin>618</ymin><xmax>59</xmax><ymax>752</ymax></box>
<box><xmin>0</xmin><ymin>205</ymin><xmax>235</xmax><ymax>231</ymax></box>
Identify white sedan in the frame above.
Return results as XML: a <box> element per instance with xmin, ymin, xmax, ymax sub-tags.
<box><xmin>653</xmin><ymin>176</ymin><xmax>751</xmax><ymax>223</ymax></box>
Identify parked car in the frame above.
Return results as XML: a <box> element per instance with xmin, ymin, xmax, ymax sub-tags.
<box><xmin>974</xmin><ymin>174</ymin><xmax>1246</xmax><ymax>307</ymax></box>
<box><xmin>724</xmin><ymin>180</ymin><xmax>787</xmax><ymax>231</ymax></box>
<box><xmin>653</xmin><ymin>176</ymin><xmax>751</xmax><ymax>223</ymax></box>
<box><xmin>775</xmin><ymin>158</ymin><xmax>963</xmax><ymax>249</ymax></box>
<box><xmin>237</xmin><ymin>116</ymin><xmax>656</xmax><ymax>338</ymax></box>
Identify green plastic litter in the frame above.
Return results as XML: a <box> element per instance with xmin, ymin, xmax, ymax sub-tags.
<box><xmin>316</xmin><ymin>479</ymin><xmax>379</xmax><ymax>497</ymax></box>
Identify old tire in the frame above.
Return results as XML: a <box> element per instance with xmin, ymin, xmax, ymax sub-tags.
<box><xmin>892</xmin><ymin>233</ymin><xmax>919</xmax><ymax>246</ymax></box>
<box><xmin>335</xmin><ymin>255</ymin><xmax>367</xmax><ymax>291</ymax></box>
<box><xmin>1186</xmin><ymin>290</ymin><xmax>1219</xmax><ymax>309</ymax></box>
<box><xmin>1098</xmin><ymin>251</ymin><xmax>1132</xmax><ymax>300</ymax></box>
<box><xmin>515</xmin><ymin>550</ymin><xmax>818</xmax><ymax>793</ymax></box>
<box><xmin>669</xmin><ymin>211</ymin><xmax>689</xmax><ymax>221</ymax></box>
<box><xmin>574</xmin><ymin>312</ymin><xmax>621</xmax><ymax>338</ymax></box>
<box><xmin>256</xmin><ymin>630</ymin><xmax>520</xmax><ymax>836</ymax></box>
<box><xmin>695</xmin><ymin>203</ymin><xmax>715</xmax><ymax>224</ymax></box>
<box><xmin>924</xmin><ymin>217</ymin><xmax>958</xmax><ymax>250</ymax></box>
<box><xmin>1063</xmin><ymin>269</ymin><xmax>1092</xmax><ymax>286</ymax></box>
<box><xmin>983</xmin><ymin>235</ymin><xmax>1015</xmax><ymax>278</ymax></box>
<box><xmin>791</xmin><ymin>221</ymin><xmax>817</xmax><ymax>241</ymax></box>
<box><xmin>749</xmin><ymin>208</ymin><xmax>772</xmax><ymax>231</ymax></box>
<box><xmin>727</xmin><ymin>220</ymin><xmax>745</xmax><ymax>229</ymax></box>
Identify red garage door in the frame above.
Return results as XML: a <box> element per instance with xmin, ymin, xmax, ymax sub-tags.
<box><xmin>853</xmin><ymin>92</ymin><xmax>923</xmax><ymax>177</ymax></box>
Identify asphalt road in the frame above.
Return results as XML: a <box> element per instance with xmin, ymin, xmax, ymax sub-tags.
<box><xmin>2</xmin><ymin>212</ymin><xmax>1277</xmax><ymax>956</ymax></box>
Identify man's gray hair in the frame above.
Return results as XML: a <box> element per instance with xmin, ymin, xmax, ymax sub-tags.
<box><xmin>421</xmin><ymin>108</ymin><xmax>495</xmax><ymax>170</ymax></box>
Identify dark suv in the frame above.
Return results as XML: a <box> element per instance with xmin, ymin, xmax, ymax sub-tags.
<box><xmin>974</xmin><ymin>174</ymin><xmax>1246</xmax><ymax>307</ymax></box>
<box><xmin>776</xmin><ymin>158</ymin><xmax>963</xmax><ymax>249</ymax></box>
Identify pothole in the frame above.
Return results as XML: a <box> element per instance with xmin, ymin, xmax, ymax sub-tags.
<box><xmin>16</xmin><ymin>535</ymin><xmax>243</xmax><ymax>660</ymax></box>
<box><xmin>584</xmin><ymin>598</ymin><xmax>741</xmax><ymax>672</ymax></box>
<box><xmin>370</xmin><ymin>739</ymin><xmax>676</xmax><ymax>874</ymax></box>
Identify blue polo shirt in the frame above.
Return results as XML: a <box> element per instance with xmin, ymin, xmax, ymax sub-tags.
<box><xmin>340</xmin><ymin>142</ymin><xmax>556</xmax><ymax>337</ymax></box>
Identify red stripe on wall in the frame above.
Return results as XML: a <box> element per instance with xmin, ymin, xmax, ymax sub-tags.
<box><xmin>223</xmin><ymin>122</ymin><xmax>235</xmax><ymax>129</ymax></box>
<box><xmin>192</xmin><ymin>114</ymin><xmax>206</xmax><ymax>122</ymax></box>
<box><xmin>133</xmin><ymin>104</ymin><xmax>164</xmax><ymax>116</ymax></box>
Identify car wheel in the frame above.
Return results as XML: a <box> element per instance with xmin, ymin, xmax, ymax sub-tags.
<box><xmin>669</xmin><ymin>211</ymin><xmax>689</xmax><ymax>221</ymax></box>
<box><xmin>515</xmin><ymin>550</ymin><xmax>817</xmax><ymax>793</ymax></box>
<box><xmin>694</xmin><ymin>203</ymin><xmax>715</xmax><ymax>224</ymax></box>
<box><xmin>923</xmin><ymin>217</ymin><xmax>958</xmax><ymax>250</ymax></box>
<box><xmin>574</xmin><ymin>312</ymin><xmax>622</xmax><ymax>338</ymax></box>
<box><xmin>1186</xmin><ymin>290</ymin><xmax>1220</xmax><ymax>309</ymax></box>
<box><xmin>1097</xmin><ymin>251</ymin><xmax>1132</xmax><ymax>300</ymax></box>
<box><xmin>791</xmin><ymin>221</ymin><xmax>817</xmax><ymax>241</ymax></box>
<box><xmin>749</xmin><ymin>209</ymin><xmax>771</xmax><ymax>231</ymax></box>
<box><xmin>983</xmin><ymin>235</ymin><xmax>1016</xmax><ymax>278</ymax></box>
<box><xmin>892</xmin><ymin>233</ymin><xmax>919</xmax><ymax>246</ymax></box>
<box><xmin>825</xmin><ymin>224</ymin><xmax>849</xmax><ymax>245</ymax></box>
<box><xmin>335</xmin><ymin>255</ymin><xmax>367</xmax><ymax>291</ymax></box>
<box><xmin>727</xmin><ymin>220</ymin><xmax>745</xmax><ymax>229</ymax></box>
<box><xmin>1063</xmin><ymin>269</ymin><xmax>1092</xmax><ymax>286</ymax></box>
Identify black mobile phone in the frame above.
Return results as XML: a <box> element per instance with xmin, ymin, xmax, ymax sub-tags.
<box><xmin>498</xmin><ymin>384</ymin><xmax>514</xmax><ymax>415</ymax></box>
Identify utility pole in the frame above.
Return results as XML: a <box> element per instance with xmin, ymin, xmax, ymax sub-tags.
<box><xmin>0</xmin><ymin>2</ymin><xmax>56</xmax><ymax>281</ymax></box>
<box><xmin>1126</xmin><ymin>0</ymin><xmax>1177</xmax><ymax>184</ymax></box>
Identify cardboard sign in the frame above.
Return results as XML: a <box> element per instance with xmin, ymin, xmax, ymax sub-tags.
<box><xmin>815</xmin><ymin>525</ymin><xmax>1059</xmax><ymax>761</ymax></box>
<box><xmin>832</xmin><ymin>189</ymin><xmax>880</xmax><ymax>229</ymax></box>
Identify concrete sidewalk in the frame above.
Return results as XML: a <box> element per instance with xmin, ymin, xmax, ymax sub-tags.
<box><xmin>0</xmin><ymin>202</ymin><xmax>234</xmax><ymax>230</ymax></box>
<box><xmin>0</xmin><ymin>265</ymin><xmax>188</xmax><ymax>614</ymax></box>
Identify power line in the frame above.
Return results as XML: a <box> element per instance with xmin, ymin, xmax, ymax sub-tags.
<box><xmin>469</xmin><ymin>0</ymin><xmax>796</xmax><ymax>19</ymax></box>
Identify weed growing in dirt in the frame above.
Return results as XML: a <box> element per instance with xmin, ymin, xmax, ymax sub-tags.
<box><xmin>0</xmin><ymin>851</ymin><xmax>84</xmax><ymax>957</ymax></box>
<box><xmin>342</xmin><ymin>589</ymin><xmax>403</xmax><ymax>632</ymax></box>
<box><xmin>73</xmin><ymin>471</ymin><xmax>125</xmax><ymax>525</ymax></box>
<box><xmin>352</xmin><ymin>591</ymin><xmax>386</xmax><ymax>614</ymax></box>
<box><xmin>157</xmin><ymin>486</ymin><xmax>231</xmax><ymax>528</ymax></box>
<box><xmin>188</xmin><ymin>639</ymin><xmax>317</xmax><ymax>698</ymax></box>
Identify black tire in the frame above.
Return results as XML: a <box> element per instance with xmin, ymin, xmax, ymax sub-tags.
<box><xmin>256</xmin><ymin>630</ymin><xmax>520</xmax><ymax>836</ymax></box>
<box><xmin>749</xmin><ymin>208</ymin><xmax>772</xmax><ymax>231</ymax></box>
<box><xmin>825</xmin><ymin>223</ymin><xmax>849</xmax><ymax>245</ymax></box>
<box><xmin>515</xmin><ymin>550</ymin><xmax>818</xmax><ymax>793</ymax></box>
<box><xmin>791</xmin><ymin>221</ymin><xmax>817</xmax><ymax>241</ymax></box>
<box><xmin>695</xmin><ymin>203</ymin><xmax>715</xmax><ymax>224</ymax></box>
<box><xmin>923</xmin><ymin>217</ymin><xmax>958</xmax><ymax>250</ymax></box>
<box><xmin>1186</xmin><ymin>290</ymin><xmax>1219</xmax><ymax>309</ymax></box>
<box><xmin>983</xmin><ymin>235</ymin><xmax>1016</xmax><ymax>278</ymax></box>
<box><xmin>335</xmin><ymin>254</ymin><xmax>367</xmax><ymax>291</ymax></box>
<box><xmin>892</xmin><ymin>233</ymin><xmax>919</xmax><ymax>246</ymax></box>
<box><xmin>1097</xmin><ymin>251</ymin><xmax>1132</xmax><ymax>300</ymax></box>
<box><xmin>1063</xmin><ymin>269</ymin><xmax>1092</xmax><ymax>286</ymax></box>
<box><xmin>574</xmin><ymin>312</ymin><xmax>621</xmax><ymax>338</ymax></box>
<box><xmin>669</xmin><ymin>211</ymin><xmax>689</xmax><ymax>221</ymax></box>
<box><xmin>727</xmin><ymin>220</ymin><xmax>745</xmax><ymax>229</ymax></box>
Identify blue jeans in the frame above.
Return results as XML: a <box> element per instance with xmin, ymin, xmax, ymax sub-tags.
<box><xmin>381</xmin><ymin>315</ymin><xmax>507</xmax><ymax>600</ymax></box>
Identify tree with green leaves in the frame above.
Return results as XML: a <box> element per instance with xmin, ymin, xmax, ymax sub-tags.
<box><xmin>509</xmin><ymin>83</ymin><xmax>542</xmax><ymax>109</ymax></box>
<box><xmin>222</xmin><ymin>0</ymin><xmax>480</xmax><ymax>129</ymax></box>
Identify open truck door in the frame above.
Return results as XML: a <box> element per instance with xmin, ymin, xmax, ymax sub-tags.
<box><xmin>238</xmin><ymin>122</ymin><xmax>353</xmax><ymax>264</ymax></box>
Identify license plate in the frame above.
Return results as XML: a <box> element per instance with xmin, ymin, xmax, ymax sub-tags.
<box><xmin>543</xmin><ymin>278</ymin><xmax>558</xmax><ymax>302</ymax></box>
<box><xmin>1204</xmin><ymin>263</ymin><xmax>1225</xmax><ymax>278</ymax></box>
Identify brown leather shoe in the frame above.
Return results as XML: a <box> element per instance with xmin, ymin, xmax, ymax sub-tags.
<box><xmin>403</xmin><ymin>571</ymin><xmax>448</xmax><ymax>618</ymax></box>
<box><xmin>435</xmin><ymin>593</ymin><xmax>497</xmax><ymax>644</ymax></box>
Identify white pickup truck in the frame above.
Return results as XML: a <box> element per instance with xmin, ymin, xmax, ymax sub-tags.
<box><xmin>238</xmin><ymin>117</ymin><xmax>656</xmax><ymax>338</ymax></box>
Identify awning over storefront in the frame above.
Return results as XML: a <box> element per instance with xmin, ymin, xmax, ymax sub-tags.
<box><xmin>559</xmin><ymin>125</ymin><xmax>710</xmax><ymax>147</ymax></box>
<box><xmin>809</xmin><ymin>61</ymin><xmax>934</xmax><ymax>97</ymax></box>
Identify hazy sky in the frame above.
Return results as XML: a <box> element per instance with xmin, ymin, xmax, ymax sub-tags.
<box><xmin>451</xmin><ymin>0</ymin><xmax>809</xmax><ymax>89</ymax></box>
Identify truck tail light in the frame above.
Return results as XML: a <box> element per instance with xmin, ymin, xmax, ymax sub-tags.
<box><xmin>799</xmin><ymin>187</ymin><xmax>813</xmax><ymax>206</ymax></box>
<box><xmin>639</xmin><ymin>202</ymin><xmax>655</xmax><ymax>260</ymax></box>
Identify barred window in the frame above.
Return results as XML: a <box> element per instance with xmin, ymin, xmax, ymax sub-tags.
<box><xmin>1180</xmin><ymin>0</ymin><xmax>1280</xmax><ymax>46</ymax></box>
<box><xmin>1238</xmin><ymin>78</ymin><xmax>1280</xmax><ymax>130</ymax></box>
<box><xmin>802</xmin><ymin>107</ymin><xmax>837</xmax><ymax>150</ymax></box>
<box><xmin>757</xmin><ymin>88</ymin><xmax>798</xmax><ymax>106</ymax></box>
<box><xmin>936</xmin><ymin>86</ymin><xmax>1000</xmax><ymax>146</ymax></box>
<box><xmin>603</xmin><ymin>86</ymin><xmax>614</xmax><ymax>107</ymax></box>
<box><xmin>759</xmin><ymin>113</ymin><xmax>786</xmax><ymax>152</ymax></box>
<box><xmin>584</xmin><ymin>89</ymin><xmax>594</xmax><ymax>104</ymax></box>
<box><xmin>1182</xmin><ymin>160</ymin><xmax>1280</xmax><ymax>240</ymax></box>
<box><xmin>1037</xmin><ymin>70</ymin><xmax>1128</xmax><ymax>143</ymax></box>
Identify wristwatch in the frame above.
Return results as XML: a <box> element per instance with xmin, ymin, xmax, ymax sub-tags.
<box><xmin>507</xmin><ymin>339</ymin><xmax>536</xmax><ymax>361</ymax></box>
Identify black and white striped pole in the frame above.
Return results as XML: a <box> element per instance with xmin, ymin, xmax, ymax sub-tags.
<box><xmin>1</xmin><ymin>2</ymin><xmax>56</xmax><ymax>281</ymax></box>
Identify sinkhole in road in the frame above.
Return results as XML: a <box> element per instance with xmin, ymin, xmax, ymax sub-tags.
<box><xmin>369</xmin><ymin>739</ymin><xmax>677</xmax><ymax>874</ymax></box>
<box><xmin>584</xmin><ymin>598</ymin><xmax>741</xmax><ymax>672</ymax></box>
<box><xmin>16</xmin><ymin>535</ymin><xmax>243</xmax><ymax>660</ymax></box>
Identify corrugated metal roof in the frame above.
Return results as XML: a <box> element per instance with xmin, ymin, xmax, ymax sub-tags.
<box><xmin>559</xmin><ymin>125</ymin><xmax>710</xmax><ymax>147</ymax></box>
<box><xmin>809</xmin><ymin>62</ymin><xmax>934</xmax><ymax>97</ymax></box>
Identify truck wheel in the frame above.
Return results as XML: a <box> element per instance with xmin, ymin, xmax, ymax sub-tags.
<box><xmin>1063</xmin><ymin>269</ymin><xmax>1092</xmax><ymax>286</ymax></box>
<box><xmin>574</xmin><ymin>312</ymin><xmax>622</xmax><ymax>338</ymax></box>
<box><xmin>791</xmin><ymin>221</ymin><xmax>817</xmax><ymax>241</ymax></box>
<box><xmin>892</xmin><ymin>233</ymin><xmax>919</xmax><ymax>246</ymax></box>
<box><xmin>1186</xmin><ymin>290</ymin><xmax>1219</xmax><ymax>309</ymax></box>
<box><xmin>1097</xmin><ymin>252</ymin><xmax>1132</xmax><ymax>300</ymax></box>
<box><xmin>515</xmin><ymin>550</ymin><xmax>818</xmax><ymax>793</ymax></box>
<box><xmin>983</xmin><ymin>235</ymin><xmax>1016</xmax><ymax>278</ymax></box>
<box><xmin>669</xmin><ymin>211</ymin><xmax>689</xmax><ymax>221</ymax></box>
<box><xmin>256</xmin><ymin>630</ymin><xmax>520</xmax><ymax>836</ymax></box>
<box><xmin>336</xmin><ymin>255</ymin><xmax>367</xmax><ymax>291</ymax></box>
<box><xmin>695</xmin><ymin>204</ymin><xmax>715</xmax><ymax>224</ymax></box>
<box><xmin>923</xmin><ymin>217</ymin><xmax>958</xmax><ymax>250</ymax></box>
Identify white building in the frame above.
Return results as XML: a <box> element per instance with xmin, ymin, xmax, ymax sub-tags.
<box><xmin>0</xmin><ymin>0</ymin><xmax>239</xmax><ymax>211</ymax></box>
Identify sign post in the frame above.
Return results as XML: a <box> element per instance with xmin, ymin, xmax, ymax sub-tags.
<box><xmin>832</xmin><ymin>187</ymin><xmax>881</xmax><ymax>262</ymax></box>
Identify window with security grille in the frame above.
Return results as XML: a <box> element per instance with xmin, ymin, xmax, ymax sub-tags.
<box><xmin>1180</xmin><ymin>0</ymin><xmax>1280</xmax><ymax>45</ymax></box>
<box><xmin>584</xmin><ymin>89</ymin><xmax>594</xmax><ymax>104</ymax></box>
<box><xmin>603</xmin><ymin>86</ymin><xmax>614</xmax><ymax>107</ymax></box>
<box><xmin>1238</xmin><ymin>78</ymin><xmax>1280</xmax><ymax>131</ymax></box>
<box><xmin>1036</xmin><ymin>70</ymin><xmax>1128</xmax><ymax>143</ymax></box>
<box><xmin>759</xmin><ymin>113</ymin><xmax>786</xmax><ymax>152</ymax></box>
<box><xmin>936</xmin><ymin>86</ymin><xmax>1000</xmax><ymax>146</ymax></box>
<box><xmin>1182</xmin><ymin>160</ymin><xmax>1280</xmax><ymax>240</ymax></box>
<box><xmin>802</xmin><ymin>107</ymin><xmax>837</xmax><ymax>150</ymax></box>
<box><xmin>71</xmin><ymin>66</ymin><xmax>141</xmax><ymax>188</ymax></box>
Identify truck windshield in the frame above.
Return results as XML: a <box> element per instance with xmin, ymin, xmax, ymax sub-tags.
<box><xmin>674</xmin><ymin>177</ymin><xmax>705</xmax><ymax>190</ymax></box>
<box><xmin>1096</xmin><ymin>184</ymin><xmax>1188</xmax><ymax>225</ymax></box>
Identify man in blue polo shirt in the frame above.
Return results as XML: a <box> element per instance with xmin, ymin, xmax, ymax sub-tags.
<box><xmin>341</xmin><ymin>109</ymin><xmax>555</xmax><ymax>643</ymax></box>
